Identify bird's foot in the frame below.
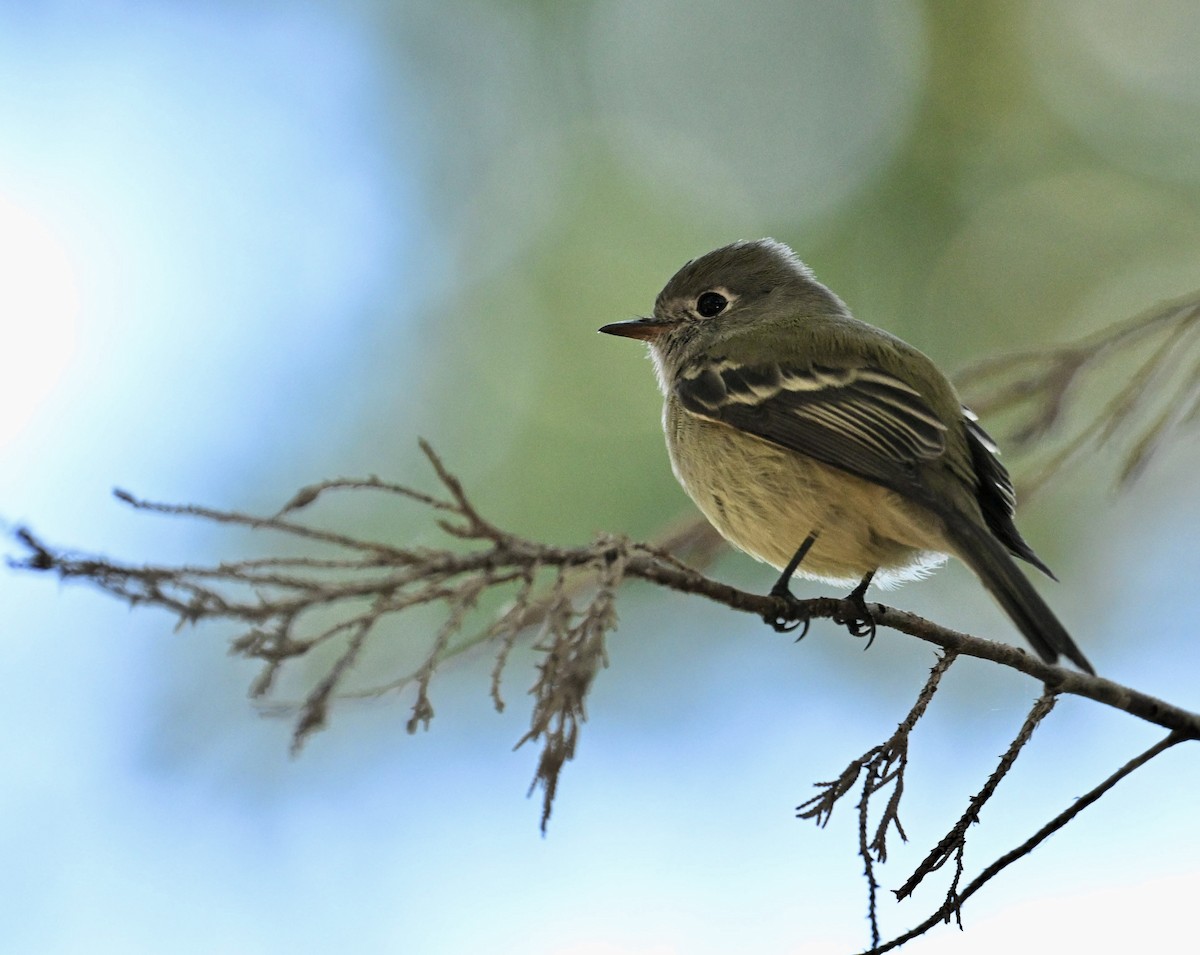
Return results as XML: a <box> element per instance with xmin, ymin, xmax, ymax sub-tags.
<box><xmin>833</xmin><ymin>582</ymin><xmax>876</xmax><ymax>648</ymax></box>
<box><xmin>764</xmin><ymin>582</ymin><xmax>811</xmax><ymax>640</ymax></box>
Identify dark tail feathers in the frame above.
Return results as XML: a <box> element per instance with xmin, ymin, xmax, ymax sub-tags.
<box><xmin>944</xmin><ymin>516</ymin><xmax>1094</xmax><ymax>675</ymax></box>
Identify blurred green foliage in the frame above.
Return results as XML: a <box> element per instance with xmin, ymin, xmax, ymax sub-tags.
<box><xmin>347</xmin><ymin>0</ymin><xmax>1200</xmax><ymax>557</ymax></box>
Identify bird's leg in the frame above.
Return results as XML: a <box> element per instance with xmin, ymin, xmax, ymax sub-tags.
<box><xmin>764</xmin><ymin>533</ymin><xmax>818</xmax><ymax>637</ymax></box>
<box><xmin>833</xmin><ymin>571</ymin><xmax>877</xmax><ymax>647</ymax></box>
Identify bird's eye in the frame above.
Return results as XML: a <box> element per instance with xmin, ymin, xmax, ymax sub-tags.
<box><xmin>696</xmin><ymin>291</ymin><xmax>728</xmax><ymax>317</ymax></box>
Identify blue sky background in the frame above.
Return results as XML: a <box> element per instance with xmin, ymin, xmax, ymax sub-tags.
<box><xmin>2</xmin><ymin>2</ymin><xmax>1199</xmax><ymax>952</ymax></box>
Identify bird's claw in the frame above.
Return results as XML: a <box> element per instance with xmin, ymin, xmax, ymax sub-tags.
<box><xmin>833</xmin><ymin>594</ymin><xmax>876</xmax><ymax>648</ymax></box>
<box><xmin>764</xmin><ymin>585</ymin><xmax>811</xmax><ymax>639</ymax></box>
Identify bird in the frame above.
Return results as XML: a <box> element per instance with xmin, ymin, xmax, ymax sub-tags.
<box><xmin>599</xmin><ymin>238</ymin><xmax>1094</xmax><ymax>674</ymax></box>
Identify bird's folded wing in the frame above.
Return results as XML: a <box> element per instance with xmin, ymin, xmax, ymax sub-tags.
<box><xmin>675</xmin><ymin>359</ymin><xmax>948</xmax><ymax>494</ymax></box>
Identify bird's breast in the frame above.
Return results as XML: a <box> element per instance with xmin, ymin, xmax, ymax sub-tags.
<box><xmin>665</xmin><ymin>402</ymin><xmax>949</xmax><ymax>587</ymax></box>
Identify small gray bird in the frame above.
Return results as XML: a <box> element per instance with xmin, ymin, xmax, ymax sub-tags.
<box><xmin>600</xmin><ymin>238</ymin><xmax>1094</xmax><ymax>674</ymax></box>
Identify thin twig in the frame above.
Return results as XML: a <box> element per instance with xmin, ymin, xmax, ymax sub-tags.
<box><xmin>798</xmin><ymin>653</ymin><xmax>958</xmax><ymax>948</ymax></box>
<box><xmin>956</xmin><ymin>292</ymin><xmax>1200</xmax><ymax>501</ymax></box>
<box><xmin>863</xmin><ymin>731</ymin><xmax>1187</xmax><ymax>955</ymax></box>
<box><xmin>893</xmin><ymin>691</ymin><xmax>1059</xmax><ymax>918</ymax></box>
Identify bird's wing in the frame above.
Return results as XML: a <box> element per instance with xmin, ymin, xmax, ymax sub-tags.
<box><xmin>961</xmin><ymin>407</ymin><xmax>1015</xmax><ymax>513</ymax></box>
<box><xmin>961</xmin><ymin>407</ymin><xmax>1054</xmax><ymax>576</ymax></box>
<box><xmin>674</xmin><ymin>359</ymin><xmax>948</xmax><ymax>494</ymax></box>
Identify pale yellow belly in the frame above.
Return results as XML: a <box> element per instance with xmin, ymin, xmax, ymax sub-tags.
<box><xmin>666</xmin><ymin>410</ymin><xmax>950</xmax><ymax>588</ymax></box>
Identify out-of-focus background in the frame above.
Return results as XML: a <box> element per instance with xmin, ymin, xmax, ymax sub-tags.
<box><xmin>2</xmin><ymin>2</ymin><xmax>1199</xmax><ymax>952</ymax></box>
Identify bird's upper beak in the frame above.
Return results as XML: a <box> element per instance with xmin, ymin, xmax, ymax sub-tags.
<box><xmin>598</xmin><ymin>316</ymin><xmax>674</xmax><ymax>341</ymax></box>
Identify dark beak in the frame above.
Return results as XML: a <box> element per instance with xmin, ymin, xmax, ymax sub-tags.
<box><xmin>598</xmin><ymin>316</ymin><xmax>673</xmax><ymax>341</ymax></box>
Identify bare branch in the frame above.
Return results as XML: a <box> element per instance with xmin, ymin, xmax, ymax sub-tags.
<box><xmin>956</xmin><ymin>291</ymin><xmax>1200</xmax><ymax>500</ymax></box>
<box><xmin>797</xmin><ymin>653</ymin><xmax>958</xmax><ymax>949</ymax></box>
<box><xmin>864</xmin><ymin>731</ymin><xmax>1187</xmax><ymax>955</ymax></box>
<box><xmin>894</xmin><ymin>691</ymin><xmax>1059</xmax><ymax>915</ymax></box>
<box><xmin>6</xmin><ymin>290</ymin><xmax>1200</xmax><ymax>947</ymax></box>
<box><xmin>799</xmin><ymin>653</ymin><xmax>957</xmax><ymax>828</ymax></box>
<box><xmin>112</xmin><ymin>486</ymin><xmax>415</xmax><ymax>558</ymax></box>
<box><xmin>517</xmin><ymin>544</ymin><xmax>624</xmax><ymax>832</ymax></box>
<box><xmin>10</xmin><ymin>470</ymin><xmax>1200</xmax><ymax>762</ymax></box>
<box><xmin>291</xmin><ymin>610</ymin><xmax>379</xmax><ymax>754</ymax></box>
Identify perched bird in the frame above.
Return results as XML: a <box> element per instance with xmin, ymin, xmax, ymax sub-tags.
<box><xmin>600</xmin><ymin>239</ymin><xmax>1094</xmax><ymax>674</ymax></box>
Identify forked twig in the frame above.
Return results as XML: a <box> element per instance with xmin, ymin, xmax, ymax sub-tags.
<box><xmin>864</xmin><ymin>731</ymin><xmax>1186</xmax><ymax>955</ymax></box>
<box><xmin>893</xmin><ymin>691</ymin><xmax>1059</xmax><ymax>920</ymax></box>
<box><xmin>957</xmin><ymin>292</ymin><xmax>1200</xmax><ymax>500</ymax></box>
<box><xmin>797</xmin><ymin>652</ymin><xmax>959</xmax><ymax>948</ymax></box>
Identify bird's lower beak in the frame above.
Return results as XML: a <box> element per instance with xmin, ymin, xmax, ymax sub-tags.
<box><xmin>598</xmin><ymin>316</ymin><xmax>673</xmax><ymax>341</ymax></box>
